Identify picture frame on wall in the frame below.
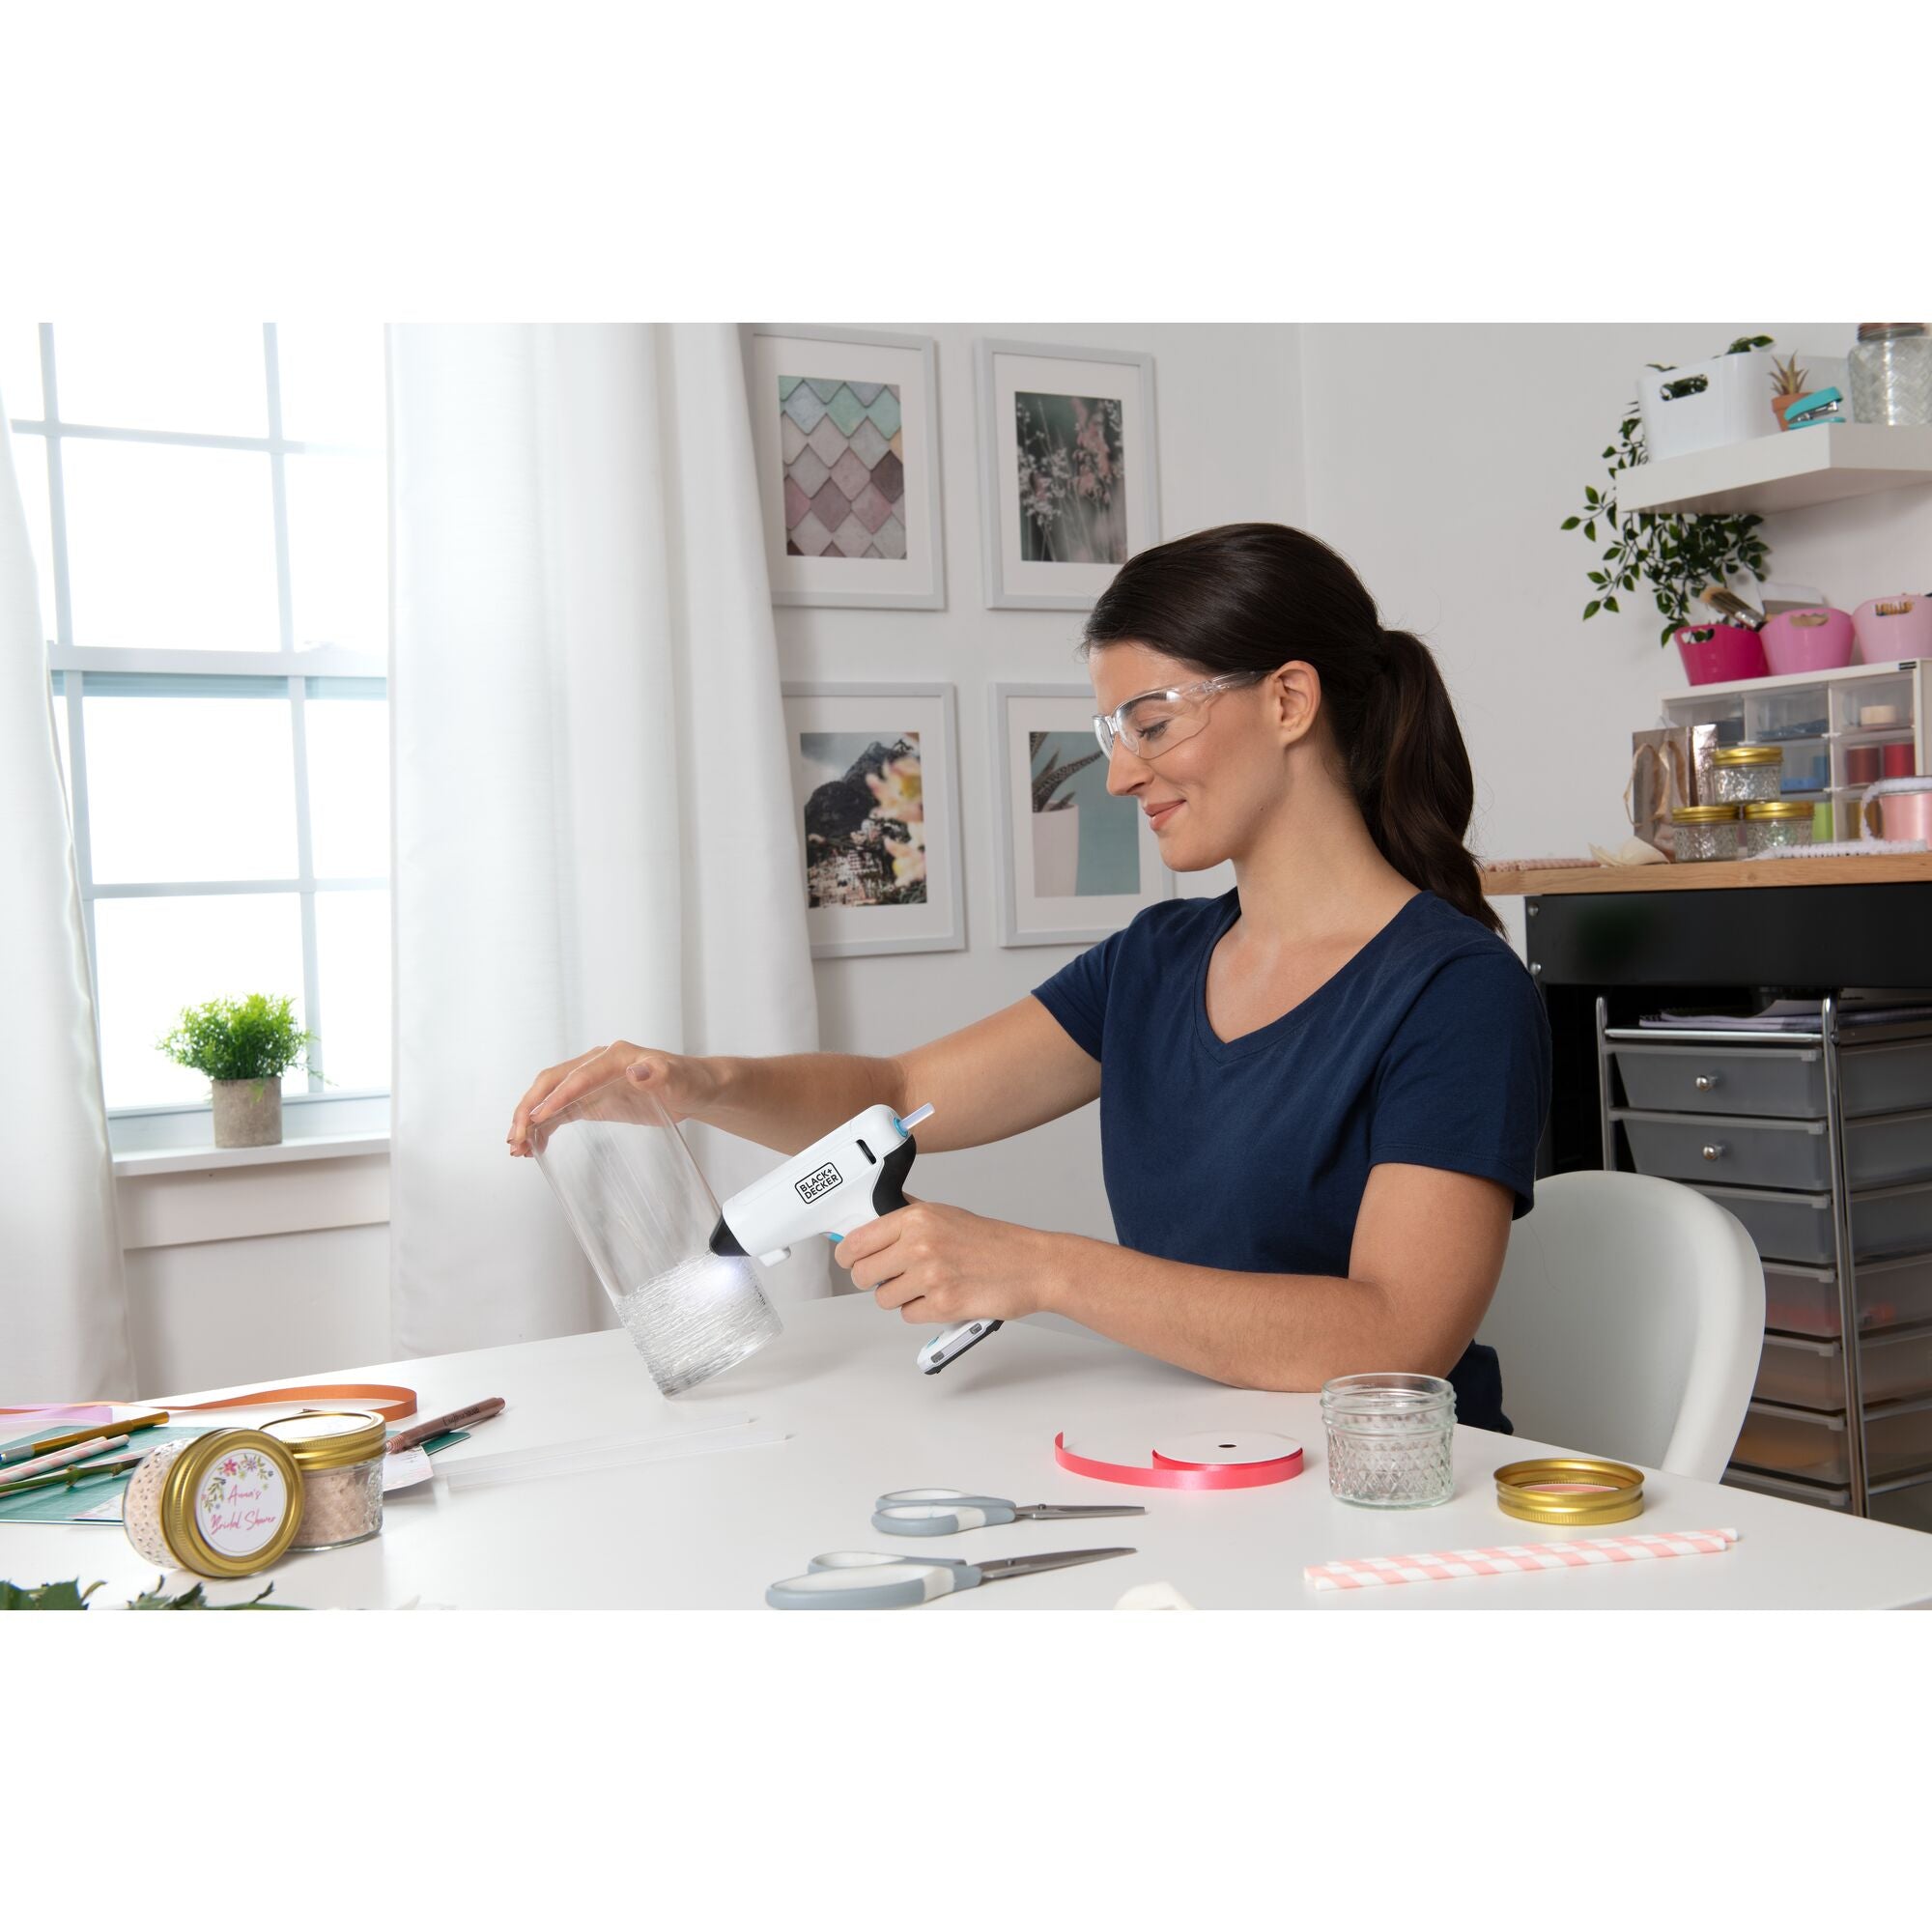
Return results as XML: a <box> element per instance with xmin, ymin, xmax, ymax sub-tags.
<box><xmin>975</xmin><ymin>338</ymin><xmax>1159</xmax><ymax>611</ymax></box>
<box><xmin>746</xmin><ymin>327</ymin><xmax>946</xmax><ymax>610</ymax></box>
<box><xmin>990</xmin><ymin>684</ymin><xmax>1171</xmax><ymax>948</ymax></box>
<box><xmin>782</xmin><ymin>683</ymin><xmax>966</xmax><ymax>958</ymax></box>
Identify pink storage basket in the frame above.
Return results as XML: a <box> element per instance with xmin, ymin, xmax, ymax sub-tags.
<box><xmin>1675</xmin><ymin>623</ymin><xmax>1769</xmax><ymax>686</ymax></box>
<box><xmin>1762</xmin><ymin>608</ymin><xmax>1855</xmax><ymax>675</ymax></box>
<box><xmin>1853</xmin><ymin>595</ymin><xmax>1932</xmax><ymax>665</ymax></box>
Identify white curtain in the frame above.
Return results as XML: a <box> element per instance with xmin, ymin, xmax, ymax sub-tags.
<box><xmin>386</xmin><ymin>325</ymin><xmax>824</xmax><ymax>1359</ymax></box>
<box><xmin>0</xmin><ymin>407</ymin><xmax>135</xmax><ymax>1402</ymax></box>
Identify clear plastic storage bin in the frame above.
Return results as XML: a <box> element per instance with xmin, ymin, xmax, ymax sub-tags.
<box><xmin>1616</xmin><ymin>1108</ymin><xmax>1932</xmax><ymax>1193</ymax></box>
<box><xmin>1763</xmin><ymin>1255</ymin><xmax>1932</xmax><ymax>1337</ymax></box>
<box><xmin>1731</xmin><ymin>1400</ymin><xmax>1932</xmax><ymax>1487</ymax></box>
<box><xmin>1751</xmin><ymin>1327</ymin><xmax>1932</xmax><ymax>1410</ymax></box>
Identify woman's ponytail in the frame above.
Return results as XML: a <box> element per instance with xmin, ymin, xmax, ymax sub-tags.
<box><xmin>1082</xmin><ymin>524</ymin><xmax>1502</xmax><ymax>936</ymax></box>
<box><xmin>1351</xmin><ymin>627</ymin><xmax>1502</xmax><ymax>936</ymax></box>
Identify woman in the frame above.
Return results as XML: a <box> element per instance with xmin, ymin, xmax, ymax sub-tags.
<box><xmin>508</xmin><ymin>524</ymin><xmax>1550</xmax><ymax>1430</ymax></box>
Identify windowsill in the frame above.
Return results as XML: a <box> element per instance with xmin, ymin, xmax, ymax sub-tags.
<box><xmin>113</xmin><ymin>1131</ymin><xmax>391</xmax><ymax>1179</ymax></box>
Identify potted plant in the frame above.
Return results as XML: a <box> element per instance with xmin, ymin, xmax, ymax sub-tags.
<box><xmin>1030</xmin><ymin>735</ymin><xmax>1102</xmax><ymax>896</ymax></box>
<box><xmin>1563</xmin><ymin>335</ymin><xmax>1775</xmax><ymax>664</ymax></box>
<box><xmin>1770</xmin><ymin>352</ymin><xmax>1812</xmax><ymax>431</ymax></box>
<box><xmin>157</xmin><ymin>993</ymin><xmax>315</xmax><ymax>1149</ymax></box>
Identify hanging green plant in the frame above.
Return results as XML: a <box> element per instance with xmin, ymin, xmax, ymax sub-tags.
<box><xmin>1563</xmin><ymin>335</ymin><xmax>1775</xmax><ymax>646</ymax></box>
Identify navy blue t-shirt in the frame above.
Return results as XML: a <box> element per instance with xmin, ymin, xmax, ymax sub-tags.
<box><xmin>1031</xmin><ymin>888</ymin><xmax>1550</xmax><ymax>1432</ymax></box>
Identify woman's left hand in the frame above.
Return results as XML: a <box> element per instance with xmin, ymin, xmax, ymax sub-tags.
<box><xmin>833</xmin><ymin>1199</ymin><xmax>1063</xmax><ymax>1325</ymax></box>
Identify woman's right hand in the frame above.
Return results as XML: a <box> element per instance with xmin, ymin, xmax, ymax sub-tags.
<box><xmin>506</xmin><ymin>1042</ymin><xmax>720</xmax><ymax>1156</ymax></box>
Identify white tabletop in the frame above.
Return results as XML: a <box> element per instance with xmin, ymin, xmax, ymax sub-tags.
<box><xmin>12</xmin><ymin>1295</ymin><xmax>1932</xmax><ymax>1609</ymax></box>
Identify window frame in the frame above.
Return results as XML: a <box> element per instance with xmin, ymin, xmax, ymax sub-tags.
<box><xmin>13</xmin><ymin>323</ymin><xmax>391</xmax><ymax>1150</ymax></box>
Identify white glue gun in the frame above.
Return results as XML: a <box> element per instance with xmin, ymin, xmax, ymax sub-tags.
<box><xmin>707</xmin><ymin>1102</ymin><xmax>1001</xmax><ymax>1375</ymax></box>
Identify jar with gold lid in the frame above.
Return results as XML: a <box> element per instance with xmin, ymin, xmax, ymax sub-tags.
<box><xmin>1670</xmin><ymin>804</ymin><xmax>1741</xmax><ymax>863</ymax></box>
<box><xmin>1742</xmin><ymin>798</ymin><xmax>1816</xmax><ymax>857</ymax></box>
<box><xmin>123</xmin><ymin>1428</ymin><xmax>304</xmax><ymax>1577</ymax></box>
<box><xmin>262</xmin><ymin>1409</ymin><xmax>387</xmax><ymax>1550</ymax></box>
<box><xmin>1711</xmin><ymin>743</ymin><xmax>1785</xmax><ymax>806</ymax></box>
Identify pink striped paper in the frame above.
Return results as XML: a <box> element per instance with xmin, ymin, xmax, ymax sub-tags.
<box><xmin>1305</xmin><ymin>1528</ymin><xmax>1739</xmax><ymax>1592</ymax></box>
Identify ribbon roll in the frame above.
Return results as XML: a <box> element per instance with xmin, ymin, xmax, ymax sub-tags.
<box><xmin>1054</xmin><ymin>1429</ymin><xmax>1304</xmax><ymax>1491</ymax></box>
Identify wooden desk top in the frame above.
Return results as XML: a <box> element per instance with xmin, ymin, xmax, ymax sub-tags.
<box><xmin>1483</xmin><ymin>852</ymin><xmax>1932</xmax><ymax>896</ymax></box>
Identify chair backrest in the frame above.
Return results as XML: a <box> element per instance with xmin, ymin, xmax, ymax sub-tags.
<box><xmin>1475</xmin><ymin>1170</ymin><xmax>1765</xmax><ymax>1482</ymax></box>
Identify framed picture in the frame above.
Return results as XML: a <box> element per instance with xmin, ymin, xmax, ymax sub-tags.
<box><xmin>975</xmin><ymin>338</ymin><xmax>1159</xmax><ymax>611</ymax></box>
<box><xmin>990</xmin><ymin>684</ymin><xmax>1171</xmax><ymax>947</ymax></box>
<box><xmin>746</xmin><ymin>327</ymin><xmax>946</xmax><ymax>610</ymax></box>
<box><xmin>782</xmin><ymin>683</ymin><xmax>965</xmax><ymax>958</ymax></box>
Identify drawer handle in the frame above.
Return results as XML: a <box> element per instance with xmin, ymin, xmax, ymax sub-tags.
<box><xmin>1693</xmin><ymin>1073</ymin><xmax>1720</xmax><ymax>1092</ymax></box>
<box><xmin>1701</xmin><ymin>1143</ymin><xmax>1726</xmax><ymax>1161</ymax></box>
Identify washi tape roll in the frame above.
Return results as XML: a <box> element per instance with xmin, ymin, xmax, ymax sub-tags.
<box><xmin>1054</xmin><ymin>1429</ymin><xmax>1304</xmax><ymax>1490</ymax></box>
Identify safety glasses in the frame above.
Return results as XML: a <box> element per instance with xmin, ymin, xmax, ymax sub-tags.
<box><xmin>1091</xmin><ymin>671</ymin><xmax>1264</xmax><ymax>761</ymax></box>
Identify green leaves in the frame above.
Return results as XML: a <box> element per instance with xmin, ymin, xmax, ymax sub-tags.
<box><xmin>2</xmin><ymin>1576</ymin><xmax>296</xmax><ymax>1609</ymax></box>
<box><xmin>156</xmin><ymin>992</ymin><xmax>314</xmax><ymax>1083</ymax></box>
<box><xmin>1561</xmin><ymin>345</ymin><xmax>1776</xmax><ymax>647</ymax></box>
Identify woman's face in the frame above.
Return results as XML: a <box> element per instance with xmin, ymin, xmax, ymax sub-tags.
<box><xmin>1091</xmin><ymin>641</ymin><xmax>1309</xmax><ymax>871</ymax></box>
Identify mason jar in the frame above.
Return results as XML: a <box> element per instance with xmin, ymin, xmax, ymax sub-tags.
<box><xmin>1849</xmin><ymin>324</ymin><xmax>1932</xmax><ymax>426</ymax></box>
<box><xmin>1321</xmin><ymin>1372</ymin><xmax>1456</xmax><ymax>1508</ymax></box>
<box><xmin>1670</xmin><ymin>804</ymin><xmax>1742</xmax><ymax>863</ymax></box>
<box><xmin>1711</xmin><ymin>744</ymin><xmax>1784</xmax><ymax>805</ymax></box>
<box><xmin>1742</xmin><ymin>799</ymin><xmax>1816</xmax><ymax>857</ymax></box>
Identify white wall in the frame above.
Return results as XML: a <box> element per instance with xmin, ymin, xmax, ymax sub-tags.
<box><xmin>1297</xmin><ymin>323</ymin><xmax>1932</xmax><ymax>958</ymax></box>
<box><xmin>775</xmin><ymin>323</ymin><xmax>1307</xmax><ymax>1252</ymax></box>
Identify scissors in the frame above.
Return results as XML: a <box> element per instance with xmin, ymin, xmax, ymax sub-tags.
<box><xmin>766</xmin><ymin>1546</ymin><xmax>1135</xmax><ymax>1610</ymax></box>
<box><xmin>872</xmin><ymin>1487</ymin><xmax>1147</xmax><ymax>1537</ymax></box>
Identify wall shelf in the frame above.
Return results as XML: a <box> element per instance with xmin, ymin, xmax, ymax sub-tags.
<box><xmin>1617</xmin><ymin>423</ymin><xmax>1932</xmax><ymax>518</ymax></box>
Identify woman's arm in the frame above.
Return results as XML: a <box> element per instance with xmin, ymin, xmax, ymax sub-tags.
<box><xmin>839</xmin><ymin>1161</ymin><xmax>1513</xmax><ymax>1390</ymax></box>
<box><xmin>511</xmin><ymin>995</ymin><xmax>1098</xmax><ymax>1160</ymax></box>
<box><xmin>1048</xmin><ymin>1164</ymin><xmax>1513</xmax><ymax>1387</ymax></box>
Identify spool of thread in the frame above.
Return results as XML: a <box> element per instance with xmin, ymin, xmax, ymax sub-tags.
<box><xmin>1846</xmin><ymin>745</ymin><xmax>1882</xmax><ymax>785</ymax></box>
<box><xmin>1883</xmin><ymin>742</ymin><xmax>1917</xmax><ymax>778</ymax></box>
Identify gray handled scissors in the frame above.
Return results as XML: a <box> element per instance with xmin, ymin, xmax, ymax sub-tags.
<box><xmin>766</xmin><ymin>1546</ymin><xmax>1136</xmax><ymax>1610</ymax></box>
<box><xmin>873</xmin><ymin>1487</ymin><xmax>1148</xmax><ymax>1537</ymax></box>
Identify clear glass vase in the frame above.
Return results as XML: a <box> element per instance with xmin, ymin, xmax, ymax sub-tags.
<box><xmin>532</xmin><ymin>1081</ymin><xmax>782</xmax><ymax>1396</ymax></box>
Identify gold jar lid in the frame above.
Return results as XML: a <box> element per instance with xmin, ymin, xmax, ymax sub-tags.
<box><xmin>159</xmin><ymin>1428</ymin><xmax>304</xmax><ymax>1577</ymax></box>
<box><xmin>1671</xmin><ymin>805</ymin><xmax>1742</xmax><ymax>824</ymax></box>
<box><xmin>1743</xmin><ymin>799</ymin><xmax>1814</xmax><ymax>820</ymax></box>
<box><xmin>1712</xmin><ymin>744</ymin><xmax>1785</xmax><ymax>766</ymax></box>
<box><xmin>1495</xmin><ymin>1457</ymin><xmax>1644</xmax><ymax>1526</ymax></box>
<box><xmin>262</xmin><ymin>1408</ymin><xmax>387</xmax><ymax>1472</ymax></box>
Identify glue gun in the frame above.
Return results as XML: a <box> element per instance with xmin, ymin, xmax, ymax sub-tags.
<box><xmin>708</xmin><ymin>1102</ymin><xmax>1002</xmax><ymax>1375</ymax></box>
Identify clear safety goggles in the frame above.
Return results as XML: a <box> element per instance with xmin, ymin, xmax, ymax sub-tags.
<box><xmin>1091</xmin><ymin>671</ymin><xmax>1263</xmax><ymax>761</ymax></box>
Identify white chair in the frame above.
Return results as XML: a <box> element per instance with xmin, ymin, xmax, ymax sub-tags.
<box><xmin>1475</xmin><ymin>1170</ymin><xmax>1765</xmax><ymax>1482</ymax></box>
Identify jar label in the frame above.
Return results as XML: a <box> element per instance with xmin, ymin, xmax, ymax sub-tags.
<box><xmin>193</xmin><ymin>1444</ymin><xmax>293</xmax><ymax>1556</ymax></box>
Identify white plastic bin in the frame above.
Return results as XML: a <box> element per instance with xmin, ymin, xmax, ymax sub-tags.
<box><xmin>1636</xmin><ymin>347</ymin><xmax>1779</xmax><ymax>460</ymax></box>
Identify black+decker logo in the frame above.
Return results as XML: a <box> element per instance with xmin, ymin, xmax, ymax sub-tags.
<box><xmin>795</xmin><ymin>1161</ymin><xmax>843</xmax><ymax>1205</ymax></box>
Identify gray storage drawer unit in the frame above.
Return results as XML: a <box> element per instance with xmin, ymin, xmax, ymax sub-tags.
<box><xmin>1616</xmin><ymin>1107</ymin><xmax>1932</xmax><ymax>1193</ymax></box>
<box><xmin>1611</xmin><ymin>1036</ymin><xmax>1932</xmax><ymax>1121</ymax></box>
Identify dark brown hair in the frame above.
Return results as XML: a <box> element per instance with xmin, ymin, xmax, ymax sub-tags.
<box><xmin>1081</xmin><ymin>522</ymin><xmax>1501</xmax><ymax>936</ymax></box>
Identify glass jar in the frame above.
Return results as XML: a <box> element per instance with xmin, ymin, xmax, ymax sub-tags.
<box><xmin>1742</xmin><ymin>799</ymin><xmax>1816</xmax><ymax>857</ymax></box>
<box><xmin>1321</xmin><ymin>1372</ymin><xmax>1456</xmax><ymax>1508</ymax></box>
<box><xmin>1670</xmin><ymin>804</ymin><xmax>1741</xmax><ymax>862</ymax></box>
<box><xmin>1711</xmin><ymin>744</ymin><xmax>1784</xmax><ymax>805</ymax></box>
<box><xmin>532</xmin><ymin>1081</ymin><xmax>783</xmax><ymax>1396</ymax></box>
<box><xmin>123</xmin><ymin>1428</ymin><xmax>303</xmax><ymax>1577</ymax></box>
<box><xmin>1849</xmin><ymin>324</ymin><xmax>1932</xmax><ymax>427</ymax></box>
<box><xmin>263</xmin><ymin>1409</ymin><xmax>386</xmax><ymax>1550</ymax></box>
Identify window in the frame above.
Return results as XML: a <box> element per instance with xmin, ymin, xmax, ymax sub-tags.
<box><xmin>5</xmin><ymin>324</ymin><xmax>390</xmax><ymax>1148</ymax></box>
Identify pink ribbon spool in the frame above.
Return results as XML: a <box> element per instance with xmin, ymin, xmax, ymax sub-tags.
<box><xmin>1053</xmin><ymin>1429</ymin><xmax>1305</xmax><ymax>1491</ymax></box>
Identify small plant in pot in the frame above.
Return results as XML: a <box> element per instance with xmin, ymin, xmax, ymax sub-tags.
<box><xmin>157</xmin><ymin>994</ymin><xmax>315</xmax><ymax>1149</ymax></box>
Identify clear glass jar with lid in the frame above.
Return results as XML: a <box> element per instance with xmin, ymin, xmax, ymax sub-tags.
<box><xmin>1670</xmin><ymin>804</ymin><xmax>1741</xmax><ymax>862</ymax></box>
<box><xmin>1711</xmin><ymin>744</ymin><xmax>1784</xmax><ymax>805</ymax></box>
<box><xmin>1742</xmin><ymin>799</ymin><xmax>1816</xmax><ymax>857</ymax></box>
<box><xmin>1321</xmin><ymin>1372</ymin><xmax>1456</xmax><ymax>1508</ymax></box>
<box><xmin>1849</xmin><ymin>324</ymin><xmax>1932</xmax><ymax>426</ymax></box>
<box><xmin>262</xmin><ymin>1409</ymin><xmax>387</xmax><ymax>1550</ymax></box>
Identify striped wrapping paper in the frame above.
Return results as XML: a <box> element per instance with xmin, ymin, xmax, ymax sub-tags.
<box><xmin>1305</xmin><ymin>1528</ymin><xmax>1739</xmax><ymax>1592</ymax></box>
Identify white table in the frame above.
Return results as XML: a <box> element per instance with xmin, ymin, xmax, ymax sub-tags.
<box><xmin>12</xmin><ymin>1295</ymin><xmax>1932</xmax><ymax>1608</ymax></box>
